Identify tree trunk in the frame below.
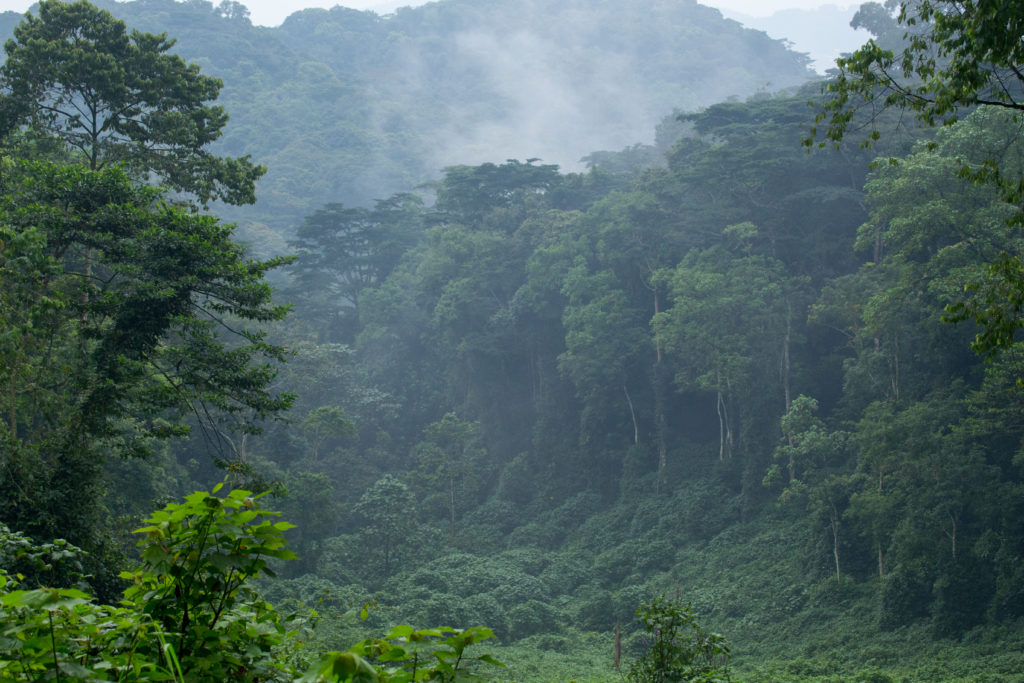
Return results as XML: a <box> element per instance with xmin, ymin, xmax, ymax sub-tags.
<box><xmin>653</xmin><ymin>286</ymin><xmax>662</xmax><ymax>364</ymax></box>
<box><xmin>624</xmin><ymin>385</ymin><xmax>639</xmax><ymax>445</ymax></box>
<box><xmin>717</xmin><ymin>389</ymin><xmax>726</xmax><ymax>461</ymax></box>
<box><xmin>832</xmin><ymin>516</ymin><xmax>841</xmax><ymax>581</ymax></box>
<box><xmin>653</xmin><ymin>362</ymin><xmax>668</xmax><ymax>493</ymax></box>
<box><xmin>448</xmin><ymin>472</ymin><xmax>456</xmax><ymax>541</ymax></box>
<box><xmin>716</xmin><ymin>387</ymin><xmax>733</xmax><ymax>461</ymax></box>
<box><xmin>783</xmin><ymin>301</ymin><xmax>792</xmax><ymax>414</ymax></box>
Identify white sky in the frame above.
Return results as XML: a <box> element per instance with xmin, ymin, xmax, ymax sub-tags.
<box><xmin>0</xmin><ymin>0</ymin><xmax>860</xmax><ymax>27</ymax></box>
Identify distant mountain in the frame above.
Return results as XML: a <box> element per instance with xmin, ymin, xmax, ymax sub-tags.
<box><xmin>0</xmin><ymin>0</ymin><xmax>819</xmax><ymax>244</ymax></box>
<box><xmin>719</xmin><ymin>4</ymin><xmax>870</xmax><ymax>73</ymax></box>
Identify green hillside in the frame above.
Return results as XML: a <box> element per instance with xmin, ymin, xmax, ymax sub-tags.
<box><xmin>0</xmin><ymin>0</ymin><xmax>814</xmax><ymax>247</ymax></box>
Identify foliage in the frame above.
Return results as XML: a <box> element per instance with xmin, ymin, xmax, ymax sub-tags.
<box><xmin>310</xmin><ymin>624</ymin><xmax>503</xmax><ymax>683</ymax></box>
<box><xmin>353</xmin><ymin>475</ymin><xmax>423</xmax><ymax>582</ymax></box>
<box><xmin>0</xmin><ymin>522</ymin><xmax>88</xmax><ymax>592</ymax></box>
<box><xmin>811</xmin><ymin>0</ymin><xmax>1024</xmax><ymax>357</ymax></box>
<box><xmin>0</xmin><ymin>2</ymin><xmax>291</xmax><ymax>589</ymax></box>
<box><xmin>0</xmin><ymin>486</ymin><xmax>506</xmax><ymax>682</ymax></box>
<box><xmin>813</xmin><ymin>1</ymin><xmax>1024</xmax><ymax>147</ymax></box>
<box><xmin>0</xmin><ymin>484</ymin><xmax>298</xmax><ymax>680</ymax></box>
<box><xmin>0</xmin><ymin>160</ymin><xmax>292</xmax><ymax>564</ymax></box>
<box><xmin>302</xmin><ymin>406</ymin><xmax>357</xmax><ymax>461</ymax></box>
<box><xmin>120</xmin><ymin>483</ymin><xmax>299</xmax><ymax>679</ymax></box>
<box><xmin>627</xmin><ymin>594</ymin><xmax>732</xmax><ymax>683</ymax></box>
<box><xmin>0</xmin><ymin>0</ymin><xmax>265</xmax><ymax>205</ymax></box>
<box><xmin>287</xmin><ymin>197</ymin><xmax>422</xmax><ymax>343</ymax></box>
<box><xmin>6</xmin><ymin>2</ymin><xmax>1024</xmax><ymax>680</ymax></box>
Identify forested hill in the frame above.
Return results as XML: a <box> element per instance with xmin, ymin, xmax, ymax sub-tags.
<box><xmin>0</xmin><ymin>0</ymin><xmax>814</xmax><ymax>244</ymax></box>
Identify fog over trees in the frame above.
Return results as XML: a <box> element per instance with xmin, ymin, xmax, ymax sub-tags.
<box><xmin>2</xmin><ymin>1</ymin><xmax>1024</xmax><ymax>681</ymax></box>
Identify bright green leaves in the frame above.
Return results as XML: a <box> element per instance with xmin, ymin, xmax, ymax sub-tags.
<box><xmin>0</xmin><ymin>0</ymin><xmax>265</xmax><ymax>205</ymax></box>
<box><xmin>767</xmin><ymin>394</ymin><xmax>848</xmax><ymax>491</ymax></box>
<box><xmin>0</xmin><ymin>580</ymin><xmax>171</xmax><ymax>681</ymax></box>
<box><xmin>0</xmin><ymin>485</ymin><xmax>505</xmax><ymax>681</ymax></box>
<box><xmin>1</xmin><ymin>585</ymin><xmax>91</xmax><ymax>611</ymax></box>
<box><xmin>627</xmin><ymin>594</ymin><xmax>732</xmax><ymax>683</ymax></box>
<box><xmin>0</xmin><ymin>484</ymin><xmax>304</xmax><ymax>681</ymax></box>
<box><xmin>654</xmin><ymin>240</ymin><xmax>805</xmax><ymax>461</ymax></box>
<box><xmin>301</xmin><ymin>651</ymin><xmax>381</xmax><ymax>683</ymax></box>
<box><xmin>124</xmin><ymin>484</ymin><xmax>300</xmax><ymax>680</ymax></box>
<box><xmin>854</xmin><ymin>107</ymin><xmax>1024</xmax><ymax>362</ymax></box>
<box><xmin>333</xmin><ymin>624</ymin><xmax>501</xmax><ymax>683</ymax></box>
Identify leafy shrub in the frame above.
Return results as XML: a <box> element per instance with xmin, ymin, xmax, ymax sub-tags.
<box><xmin>0</xmin><ymin>522</ymin><xmax>88</xmax><ymax>591</ymax></box>
<box><xmin>311</xmin><ymin>624</ymin><xmax>503</xmax><ymax>683</ymax></box>
<box><xmin>931</xmin><ymin>554</ymin><xmax>995</xmax><ymax>637</ymax></box>
<box><xmin>574</xmin><ymin>586</ymin><xmax>615</xmax><ymax>631</ymax></box>
<box><xmin>627</xmin><ymin>594</ymin><xmax>732</xmax><ymax>683</ymax></box>
<box><xmin>0</xmin><ymin>484</ymin><xmax>299</xmax><ymax>681</ymax></box>
<box><xmin>879</xmin><ymin>563</ymin><xmax>931</xmax><ymax>629</ymax></box>
<box><xmin>0</xmin><ymin>485</ymin><xmax>504</xmax><ymax>682</ymax></box>
<box><xmin>538</xmin><ymin>548</ymin><xmax>594</xmax><ymax>595</ymax></box>
<box><xmin>507</xmin><ymin>599</ymin><xmax>560</xmax><ymax>640</ymax></box>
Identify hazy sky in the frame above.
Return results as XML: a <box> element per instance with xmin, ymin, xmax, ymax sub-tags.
<box><xmin>0</xmin><ymin>1</ymin><xmax>861</xmax><ymax>27</ymax></box>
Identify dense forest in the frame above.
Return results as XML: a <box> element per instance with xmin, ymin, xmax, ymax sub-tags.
<box><xmin>3</xmin><ymin>0</ymin><xmax>1024</xmax><ymax>681</ymax></box>
<box><xmin>1</xmin><ymin>0</ymin><xmax>817</xmax><ymax>254</ymax></box>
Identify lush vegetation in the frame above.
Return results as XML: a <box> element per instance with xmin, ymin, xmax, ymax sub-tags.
<box><xmin>0</xmin><ymin>0</ymin><xmax>816</xmax><ymax>256</ymax></box>
<box><xmin>3</xmin><ymin>0</ymin><xmax>1024</xmax><ymax>681</ymax></box>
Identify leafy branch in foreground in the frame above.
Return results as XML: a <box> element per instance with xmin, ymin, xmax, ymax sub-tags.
<box><xmin>0</xmin><ymin>485</ymin><xmax>503</xmax><ymax>682</ymax></box>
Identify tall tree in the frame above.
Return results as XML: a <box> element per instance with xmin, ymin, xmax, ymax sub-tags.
<box><xmin>811</xmin><ymin>0</ymin><xmax>1024</xmax><ymax>357</ymax></box>
<box><xmin>0</xmin><ymin>0</ymin><xmax>264</xmax><ymax>205</ymax></box>
<box><xmin>288</xmin><ymin>194</ymin><xmax>421</xmax><ymax>343</ymax></box>
<box><xmin>0</xmin><ymin>162</ymin><xmax>291</xmax><ymax>564</ymax></box>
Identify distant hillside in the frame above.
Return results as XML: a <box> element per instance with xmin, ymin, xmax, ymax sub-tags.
<box><xmin>720</xmin><ymin>4</ymin><xmax>870</xmax><ymax>73</ymax></box>
<box><xmin>1</xmin><ymin>0</ymin><xmax>818</xmax><ymax>242</ymax></box>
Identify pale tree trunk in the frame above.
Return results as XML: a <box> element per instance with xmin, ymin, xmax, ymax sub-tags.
<box><xmin>889</xmin><ymin>335</ymin><xmax>900</xmax><ymax>401</ymax></box>
<box><xmin>831</xmin><ymin>513</ymin><xmax>841</xmax><ymax>582</ymax></box>
<box><xmin>783</xmin><ymin>300</ymin><xmax>792</xmax><ymax>414</ymax></box>
<box><xmin>717</xmin><ymin>389</ymin><xmax>726</xmax><ymax>461</ymax></box>
<box><xmin>653</xmin><ymin>286</ymin><xmax>668</xmax><ymax>491</ymax></box>
<box><xmin>653</xmin><ymin>285</ymin><xmax>662</xmax><ymax>364</ymax></box>
<box><xmin>716</xmin><ymin>385</ymin><xmax>733</xmax><ymax>461</ymax></box>
<box><xmin>448</xmin><ymin>471</ymin><xmax>456</xmax><ymax>541</ymax></box>
<box><xmin>782</xmin><ymin>301</ymin><xmax>796</xmax><ymax>481</ymax></box>
<box><xmin>653</xmin><ymin>348</ymin><xmax>668</xmax><ymax>493</ymax></box>
<box><xmin>655</xmin><ymin>402</ymin><xmax>667</xmax><ymax>493</ymax></box>
<box><xmin>877</xmin><ymin>472</ymin><xmax>885</xmax><ymax>579</ymax></box>
<box><xmin>623</xmin><ymin>385</ymin><xmax>639</xmax><ymax>445</ymax></box>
